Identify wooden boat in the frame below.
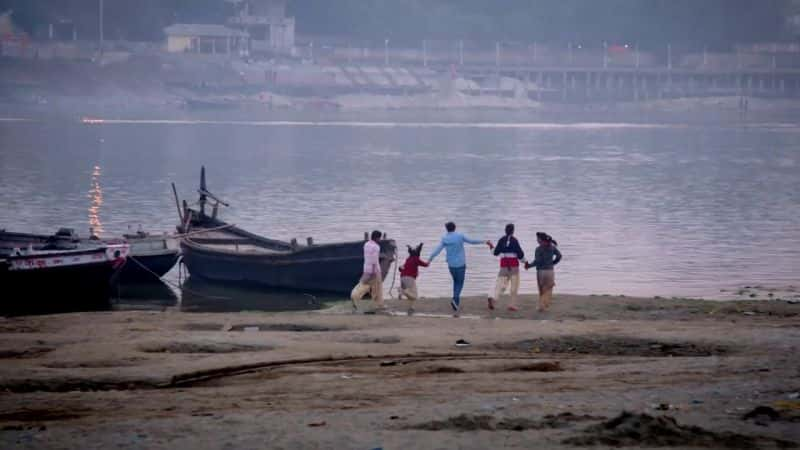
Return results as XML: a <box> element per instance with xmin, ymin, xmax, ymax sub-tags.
<box><xmin>174</xmin><ymin>167</ymin><xmax>397</xmax><ymax>294</ymax></box>
<box><xmin>117</xmin><ymin>229</ymin><xmax>181</xmax><ymax>283</ymax></box>
<box><xmin>0</xmin><ymin>232</ymin><xmax>129</xmax><ymax>313</ymax></box>
<box><xmin>0</xmin><ymin>228</ymin><xmax>180</xmax><ymax>284</ymax></box>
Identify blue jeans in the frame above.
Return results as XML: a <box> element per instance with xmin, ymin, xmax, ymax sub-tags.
<box><xmin>449</xmin><ymin>265</ymin><xmax>466</xmax><ymax>306</ymax></box>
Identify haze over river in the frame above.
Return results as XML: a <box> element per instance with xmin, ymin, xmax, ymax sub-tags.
<box><xmin>1</xmin><ymin>113</ymin><xmax>798</xmax><ymax>301</ymax></box>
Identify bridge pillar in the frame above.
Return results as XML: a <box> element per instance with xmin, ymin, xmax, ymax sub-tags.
<box><xmin>537</xmin><ymin>72</ymin><xmax>543</xmax><ymax>101</ymax></box>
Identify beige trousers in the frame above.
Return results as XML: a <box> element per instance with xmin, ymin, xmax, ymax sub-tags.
<box><xmin>493</xmin><ymin>267</ymin><xmax>520</xmax><ymax>307</ymax></box>
<box><xmin>399</xmin><ymin>276</ymin><xmax>418</xmax><ymax>303</ymax></box>
<box><xmin>537</xmin><ymin>269</ymin><xmax>555</xmax><ymax>310</ymax></box>
<box><xmin>351</xmin><ymin>273</ymin><xmax>384</xmax><ymax>308</ymax></box>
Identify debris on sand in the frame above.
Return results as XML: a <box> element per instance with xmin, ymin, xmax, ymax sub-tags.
<box><xmin>183</xmin><ymin>323</ymin><xmax>346</xmax><ymax>332</ymax></box>
<box><xmin>138</xmin><ymin>341</ymin><xmax>272</xmax><ymax>354</ymax></box>
<box><xmin>498</xmin><ymin>361</ymin><xmax>562</xmax><ymax>372</ymax></box>
<box><xmin>343</xmin><ymin>336</ymin><xmax>402</xmax><ymax>344</ymax></box>
<box><xmin>408</xmin><ymin>412</ymin><xmax>601</xmax><ymax>432</ymax></box>
<box><xmin>563</xmin><ymin>411</ymin><xmax>798</xmax><ymax>448</ymax></box>
<box><xmin>455</xmin><ymin>339</ymin><xmax>471</xmax><ymax>347</ymax></box>
<box><xmin>743</xmin><ymin>406</ymin><xmax>781</xmax><ymax>422</ymax></box>
<box><xmin>0</xmin><ymin>408</ymin><xmax>91</xmax><ymax>422</ymax></box>
<box><xmin>496</xmin><ymin>336</ymin><xmax>729</xmax><ymax>357</ymax></box>
<box><xmin>412</xmin><ymin>414</ymin><xmax>496</xmax><ymax>431</ymax></box>
<box><xmin>743</xmin><ymin>404</ymin><xmax>800</xmax><ymax>424</ymax></box>
<box><xmin>0</xmin><ymin>347</ymin><xmax>54</xmax><ymax>359</ymax></box>
<box><xmin>420</xmin><ymin>366</ymin><xmax>465</xmax><ymax>374</ymax></box>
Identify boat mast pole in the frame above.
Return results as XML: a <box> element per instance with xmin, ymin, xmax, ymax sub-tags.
<box><xmin>172</xmin><ymin>182</ymin><xmax>184</xmax><ymax>223</ymax></box>
<box><xmin>199</xmin><ymin>166</ymin><xmax>207</xmax><ymax>217</ymax></box>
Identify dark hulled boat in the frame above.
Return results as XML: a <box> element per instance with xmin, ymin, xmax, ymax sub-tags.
<box><xmin>175</xmin><ymin>167</ymin><xmax>396</xmax><ymax>294</ymax></box>
<box><xmin>118</xmin><ymin>230</ymin><xmax>181</xmax><ymax>282</ymax></box>
<box><xmin>0</xmin><ymin>232</ymin><xmax>129</xmax><ymax>313</ymax></box>
<box><xmin>0</xmin><ymin>228</ymin><xmax>180</xmax><ymax>284</ymax></box>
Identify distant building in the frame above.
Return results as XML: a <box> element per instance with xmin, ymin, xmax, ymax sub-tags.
<box><xmin>226</xmin><ymin>0</ymin><xmax>295</xmax><ymax>54</ymax></box>
<box><xmin>164</xmin><ymin>24</ymin><xmax>249</xmax><ymax>55</ymax></box>
<box><xmin>789</xmin><ymin>0</ymin><xmax>800</xmax><ymax>37</ymax></box>
<box><xmin>0</xmin><ymin>10</ymin><xmax>14</xmax><ymax>36</ymax></box>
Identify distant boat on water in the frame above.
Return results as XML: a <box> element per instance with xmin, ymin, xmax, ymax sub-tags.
<box><xmin>174</xmin><ymin>167</ymin><xmax>396</xmax><ymax>294</ymax></box>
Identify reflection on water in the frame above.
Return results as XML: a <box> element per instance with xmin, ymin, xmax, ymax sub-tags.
<box><xmin>177</xmin><ymin>277</ymin><xmax>333</xmax><ymax>313</ymax></box>
<box><xmin>111</xmin><ymin>281</ymin><xmax>179</xmax><ymax>311</ymax></box>
<box><xmin>87</xmin><ymin>165</ymin><xmax>104</xmax><ymax>236</ymax></box>
<box><xmin>111</xmin><ymin>278</ymin><xmax>335</xmax><ymax>313</ymax></box>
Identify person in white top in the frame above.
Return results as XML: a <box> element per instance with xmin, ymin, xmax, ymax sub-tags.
<box><xmin>350</xmin><ymin>230</ymin><xmax>385</xmax><ymax>312</ymax></box>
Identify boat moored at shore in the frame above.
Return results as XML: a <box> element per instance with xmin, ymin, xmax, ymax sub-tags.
<box><xmin>175</xmin><ymin>167</ymin><xmax>396</xmax><ymax>294</ymax></box>
<box><xmin>0</xmin><ymin>235</ymin><xmax>129</xmax><ymax>313</ymax></box>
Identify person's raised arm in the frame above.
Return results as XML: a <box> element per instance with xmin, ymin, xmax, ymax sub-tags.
<box><xmin>427</xmin><ymin>241</ymin><xmax>444</xmax><ymax>263</ymax></box>
<box><xmin>553</xmin><ymin>247</ymin><xmax>562</xmax><ymax>266</ymax></box>
<box><xmin>463</xmin><ymin>234</ymin><xmax>484</xmax><ymax>245</ymax></box>
<box><xmin>464</xmin><ymin>235</ymin><xmax>493</xmax><ymax>248</ymax></box>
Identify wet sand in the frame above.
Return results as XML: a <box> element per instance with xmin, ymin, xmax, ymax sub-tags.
<box><xmin>1</xmin><ymin>294</ymin><xmax>799</xmax><ymax>449</ymax></box>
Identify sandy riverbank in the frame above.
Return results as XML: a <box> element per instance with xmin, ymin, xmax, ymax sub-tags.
<box><xmin>1</xmin><ymin>294</ymin><xmax>799</xmax><ymax>449</ymax></box>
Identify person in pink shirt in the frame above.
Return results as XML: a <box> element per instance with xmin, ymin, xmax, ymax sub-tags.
<box><xmin>350</xmin><ymin>230</ymin><xmax>385</xmax><ymax>312</ymax></box>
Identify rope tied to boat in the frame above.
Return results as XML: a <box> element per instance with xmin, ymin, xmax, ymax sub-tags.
<box><xmin>387</xmin><ymin>246</ymin><xmax>399</xmax><ymax>299</ymax></box>
<box><xmin>125</xmin><ymin>255</ymin><xmax>232</xmax><ymax>301</ymax></box>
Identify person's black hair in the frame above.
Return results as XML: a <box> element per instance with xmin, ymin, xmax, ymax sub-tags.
<box><xmin>370</xmin><ymin>230</ymin><xmax>382</xmax><ymax>240</ymax></box>
<box><xmin>505</xmin><ymin>223</ymin><xmax>514</xmax><ymax>236</ymax></box>
<box><xmin>536</xmin><ymin>231</ymin><xmax>557</xmax><ymax>246</ymax></box>
<box><xmin>445</xmin><ymin>222</ymin><xmax>456</xmax><ymax>232</ymax></box>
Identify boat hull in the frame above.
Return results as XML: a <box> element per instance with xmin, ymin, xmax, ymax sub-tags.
<box><xmin>180</xmin><ymin>239</ymin><xmax>395</xmax><ymax>294</ymax></box>
<box><xmin>0</xmin><ymin>251</ymin><xmax>125</xmax><ymax>315</ymax></box>
<box><xmin>174</xmin><ymin>166</ymin><xmax>396</xmax><ymax>295</ymax></box>
<box><xmin>0</xmin><ymin>230</ymin><xmax>179</xmax><ymax>285</ymax></box>
<box><xmin>120</xmin><ymin>251</ymin><xmax>181</xmax><ymax>282</ymax></box>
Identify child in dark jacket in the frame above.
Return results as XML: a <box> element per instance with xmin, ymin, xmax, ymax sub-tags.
<box><xmin>488</xmin><ymin>224</ymin><xmax>525</xmax><ymax>311</ymax></box>
<box><xmin>398</xmin><ymin>243</ymin><xmax>428</xmax><ymax>316</ymax></box>
<box><xmin>525</xmin><ymin>232</ymin><xmax>562</xmax><ymax>312</ymax></box>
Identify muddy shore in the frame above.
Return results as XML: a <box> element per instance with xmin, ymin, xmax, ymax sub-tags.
<box><xmin>1</xmin><ymin>294</ymin><xmax>799</xmax><ymax>449</ymax></box>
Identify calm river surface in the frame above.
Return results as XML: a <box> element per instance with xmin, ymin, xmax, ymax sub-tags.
<box><xmin>1</xmin><ymin>114</ymin><xmax>798</xmax><ymax>301</ymax></box>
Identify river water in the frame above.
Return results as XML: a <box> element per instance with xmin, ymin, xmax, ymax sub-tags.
<box><xmin>1</xmin><ymin>113</ymin><xmax>798</xmax><ymax>302</ymax></box>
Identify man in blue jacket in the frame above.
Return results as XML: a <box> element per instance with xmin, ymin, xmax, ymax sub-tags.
<box><xmin>427</xmin><ymin>222</ymin><xmax>491</xmax><ymax>316</ymax></box>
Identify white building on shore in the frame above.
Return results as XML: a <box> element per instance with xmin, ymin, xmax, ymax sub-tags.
<box><xmin>164</xmin><ymin>24</ymin><xmax>250</xmax><ymax>55</ymax></box>
<box><xmin>226</xmin><ymin>0</ymin><xmax>295</xmax><ymax>55</ymax></box>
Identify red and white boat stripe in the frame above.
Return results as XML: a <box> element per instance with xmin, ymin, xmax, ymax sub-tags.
<box><xmin>7</xmin><ymin>244</ymin><xmax>130</xmax><ymax>272</ymax></box>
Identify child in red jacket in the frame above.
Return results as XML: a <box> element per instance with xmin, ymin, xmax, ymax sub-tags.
<box><xmin>398</xmin><ymin>243</ymin><xmax>428</xmax><ymax>316</ymax></box>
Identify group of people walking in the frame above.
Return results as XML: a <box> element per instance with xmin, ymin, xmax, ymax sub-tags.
<box><xmin>351</xmin><ymin>222</ymin><xmax>562</xmax><ymax>317</ymax></box>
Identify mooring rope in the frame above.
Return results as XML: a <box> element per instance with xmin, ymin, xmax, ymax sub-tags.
<box><xmin>126</xmin><ymin>255</ymin><xmax>232</xmax><ymax>301</ymax></box>
<box><xmin>387</xmin><ymin>246</ymin><xmax>399</xmax><ymax>299</ymax></box>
